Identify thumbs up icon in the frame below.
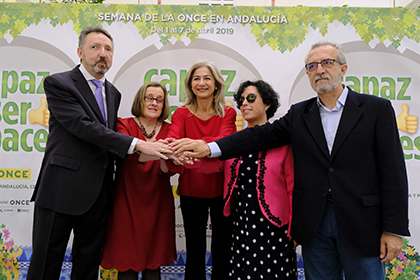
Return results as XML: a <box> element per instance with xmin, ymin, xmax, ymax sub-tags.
<box><xmin>29</xmin><ymin>97</ymin><xmax>50</xmax><ymax>127</ymax></box>
<box><xmin>225</xmin><ymin>100</ymin><xmax>244</xmax><ymax>131</ymax></box>
<box><xmin>235</xmin><ymin>114</ymin><xmax>244</xmax><ymax>132</ymax></box>
<box><xmin>396</xmin><ymin>104</ymin><xmax>418</xmax><ymax>133</ymax></box>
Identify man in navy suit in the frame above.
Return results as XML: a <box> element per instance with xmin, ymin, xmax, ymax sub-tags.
<box><xmin>27</xmin><ymin>26</ymin><xmax>171</xmax><ymax>280</ymax></box>
<box><xmin>173</xmin><ymin>42</ymin><xmax>410</xmax><ymax>279</ymax></box>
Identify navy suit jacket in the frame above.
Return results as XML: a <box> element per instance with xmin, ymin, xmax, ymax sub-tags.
<box><xmin>32</xmin><ymin>66</ymin><xmax>133</xmax><ymax>215</ymax></box>
<box><xmin>217</xmin><ymin>87</ymin><xmax>410</xmax><ymax>257</ymax></box>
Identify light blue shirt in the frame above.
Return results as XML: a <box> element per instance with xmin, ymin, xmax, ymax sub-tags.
<box><xmin>208</xmin><ymin>141</ymin><xmax>222</xmax><ymax>157</ymax></box>
<box><xmin>318</xmin><ymin>86</ymin><xmax>348</xmax><ymax>154</ymax></box>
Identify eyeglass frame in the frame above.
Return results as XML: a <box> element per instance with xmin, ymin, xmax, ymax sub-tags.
<box><xmin>238</xmin><ymin>93</ymin><xmax>258</xmax><ymax>107</ymax></box>
<box><xmin>305</xmin><ymin>58</ymin><xmax>341</xmax><ymax>72</ymax></box>
<box><xmin>144</xmin><ymin>96</ymin><xmax>164</xmax><ymax>104</ymax></box>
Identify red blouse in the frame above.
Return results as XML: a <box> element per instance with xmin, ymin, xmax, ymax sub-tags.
<box><xmin>167</xmin><ymin>106</ymin><xmax>237</xmax><ymax>198</ymax></box>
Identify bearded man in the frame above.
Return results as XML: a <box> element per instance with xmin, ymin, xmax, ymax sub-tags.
<box><xmin>172</xmin><ymin>41</ymin><xmax>410</xmax><ymax>280</ymax></box>
<box><xmin>27</xmin><ymin>26</ymin><xmax>170</xmax><ymax>280</ymax></box>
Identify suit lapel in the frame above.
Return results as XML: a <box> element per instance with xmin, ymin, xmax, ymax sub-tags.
<box><xmin>104</xmin><ymin>80</ymin><xmax>115</xmax><ymax>129</ymax></box>
<box><xmin>72</xmin><ymin>66</ymin><xmax>106</xmax><ymax>125</ymax></box>
<box><xmin>303</xmin><ymin>99</ymin><xmax>330</xmax><ymax>158</ymax></box>
<box><xmin>330</xmin><ymin>90</ymin><xmax>363</xmax><ymax>159</ymax></box>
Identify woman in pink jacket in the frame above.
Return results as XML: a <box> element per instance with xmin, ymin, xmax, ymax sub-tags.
<box><xmin>224</xmin><ymin>80</ymin><xmax>297</xmax><ymax>279</ymax></box>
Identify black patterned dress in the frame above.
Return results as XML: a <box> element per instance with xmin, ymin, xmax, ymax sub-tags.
<box><xmin>228</xmin><ymin>152</ymin><xmax>297</xmax><ymax>279</ymax></box>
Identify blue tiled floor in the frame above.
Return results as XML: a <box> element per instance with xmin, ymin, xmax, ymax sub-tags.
<box><xmin>17</xmin><ymin>248</ymin><xmax>305</xmax><ymax>279</ymax></box>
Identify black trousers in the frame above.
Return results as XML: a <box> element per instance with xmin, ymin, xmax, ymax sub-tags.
<box><xmin>180</xmin><ymin>195</ymin><xmax>232</xmax><ymax>280</ymax></box>
<box><xmin>27</xmin><ymin>184</ymin><xmax>112</xmax><ymax>280</ymax></box>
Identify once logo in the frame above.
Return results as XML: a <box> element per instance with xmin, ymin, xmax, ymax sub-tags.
<box><xmin>0</xmin><ymin>169</ymin><xmax>31</xmax><ymax>179</ymax></box>
<box><xmin>9</xmin><ymin>199</ymin><xmax>30</xmax><ymax>206</ymax></box>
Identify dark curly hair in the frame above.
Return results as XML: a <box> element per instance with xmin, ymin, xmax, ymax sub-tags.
<box><xmin>233</xmin><ymin>80</ymin><xmax>280</xmax><ymax>120</ymax></box>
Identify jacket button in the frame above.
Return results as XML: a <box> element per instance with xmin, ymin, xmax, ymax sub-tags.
<box><xmin>329</xmin><ymin>167</ymin><xmax>334</xmax><ymax>173</ymax></box>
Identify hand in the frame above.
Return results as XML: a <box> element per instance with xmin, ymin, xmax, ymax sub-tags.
<box><xmin>179</xmin><ymin>153</ymin><xmax>197</xmax><ymax>165</ymax></box>
<box><xmin>292</xmin><ymin>239</ymin><xmax>299</xmax><ymax>249</ymax></box>
<box><xmin>396</xmin><ymin>103</ymin><xmax>418</xmax><ymax>133</ymax></box>
<box><xmin>29</xmin><ymin>97</ymin><xmax>50</xmax><ymax>126</ymax></box>
<box><xmin>380</xmin><ymin>233</ymin><xmax>403</xmax><ymax>263</ymax></box>
<box><xmin>159</xmin><ymin>159</ymin><xmax>169</xmax><ymax>173</ymax></box>
<box><xmin>168</xmin><ymin>152</ymin><xmax>196</xmax><ymax>165</ymax></box>
<box><xmin>282</xmin><ymin>238</ymin><xmax>296</xmax><ymax>257</ymax></box>
<box><xmin>136</xmin><ymin>139</ymin><xmax>172</xmax><ymax>160</ymax></box>
<box><xmin>156</xmin><ymin>139</ymin><xmax>170</xmax><ymax>145</ymax></box>
<box><xmin>165</xmin><ymin>137</ymin><xmax>177</xmax><ymax>144</ymax></box>
<box><xmin>167</xmin><ymin>153</ymin><xmax>185</xmax><ymax>165</ymax></box>
<box><xmin>171</xmin><ymin>138</ymin><xmax>211</xmax><ymax>159</ymax></box>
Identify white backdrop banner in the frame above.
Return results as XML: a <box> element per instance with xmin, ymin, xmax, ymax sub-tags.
<box><xmin>0</xmin><ymin>3</ymin><xmax>419</xmax><ymax>279</ymax></box>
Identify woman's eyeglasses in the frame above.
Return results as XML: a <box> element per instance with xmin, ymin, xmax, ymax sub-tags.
<box><xmin>238</xmin><ymin>93</ymin><xmax>257</xmax><ymax>107</ymax></box>
<box><xmin>144</xmin><ymin>96</ymin><xmax>164</xmax><ymax>104</ymax></box>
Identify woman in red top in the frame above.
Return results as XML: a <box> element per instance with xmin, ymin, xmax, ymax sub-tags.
<box><xmin>167</xmin><ymin>60</ymin><xmax>237</xmax><ymax>280</ymax></box>
<box><xmin>101</xmin><ymin>82</ymin><xmax>176</xmax><ymax>280</ymax></box>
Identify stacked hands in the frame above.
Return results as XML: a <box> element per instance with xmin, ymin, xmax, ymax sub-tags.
<box><xmin>135</xmin><ymin>138</ymin><xmax>210</xmax><ymax>165</ymax></box>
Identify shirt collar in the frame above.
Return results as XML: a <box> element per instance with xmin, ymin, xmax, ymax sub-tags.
<box><xmin>317</xmin><ymin>85</ymin><xmax>349</xmax><ymax>110</ymax></box>
<box><xmin>79</xmin><ymin>64</ymin><xmax>106</xmax><ymax>83</ymax></box>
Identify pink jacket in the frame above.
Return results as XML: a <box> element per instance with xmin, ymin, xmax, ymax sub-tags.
<box><xmin>223</xmin><ymin>145</ymin><xmax>294</xmax><ymax>237</ymax></box>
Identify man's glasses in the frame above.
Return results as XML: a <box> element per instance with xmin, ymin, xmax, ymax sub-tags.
<box><xmin>144</xmin><ymin>96</ymin><xmax>164</xmax><ymax>104</ymax></box>
<box><xmin>238</xmin><ymin>93</ymin><xmax>257</xmax><ymax>107</ymax></box>
<box><xmin>305</xmin><ymin>59</ymin><xmax>340</xmax><ymax>72</ymax></box>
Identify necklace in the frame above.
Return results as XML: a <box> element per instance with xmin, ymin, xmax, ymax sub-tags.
<box><xmin>136</xmin><ymin>117</ymin><xmax>157</xmax><ymax>138</ymax></box>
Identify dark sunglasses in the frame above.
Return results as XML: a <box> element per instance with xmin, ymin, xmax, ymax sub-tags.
<box><xmin>238</xmin><ymin>93</ymin><xmax>257</xmax><ymax>106</ymax></box>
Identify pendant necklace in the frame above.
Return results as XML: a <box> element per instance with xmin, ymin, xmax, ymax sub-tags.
<box><xmin>136</xmin><ymin>117</ymin><xmax>157</xmax><ymax>138</ymax></box>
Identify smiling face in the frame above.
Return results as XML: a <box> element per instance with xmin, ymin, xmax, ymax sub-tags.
<box><xmin>240</xmin><ymin>85</ymin><xmax>270</xmax><ymax>127</ymax></box>
<box><xmin>190</xmin><ymin>67</ymin><xmax>216</xmax><ymax>101</ymax></box>
<box><xmin>77</xmin><ymin>32</ymin><xmax>113</xmax><ymax>79</ymax></box>
<box><xmin>142</xmin><ymin>86</ymin><xmax>165</xmax><ymax>121</ymax></box>
<box><xmin>306</xmin><ymin>45</ymin><xmax>347</xmax><ymax>94</ymax></box>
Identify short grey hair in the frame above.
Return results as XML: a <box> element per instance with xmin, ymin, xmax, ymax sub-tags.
<box><xmin>78</xmin><ymin>26</ymin><xmax>113</xmax><ymax>49</ymax></box>
<box><xmin>304</xmin><ymin>41</ymin><xmax>347</xmax><ymax>65</ymax></box>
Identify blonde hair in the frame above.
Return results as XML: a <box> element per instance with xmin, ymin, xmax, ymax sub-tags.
<box><xmin>184</xmin><ymin>59</ymin><xmax>226</xmax><ymax>117</ymax></box>
<box><xmin>131</xmin><ymin>82</ymin><xmax>170</xmax><ymax>121</ymax></box>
